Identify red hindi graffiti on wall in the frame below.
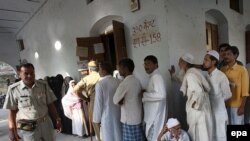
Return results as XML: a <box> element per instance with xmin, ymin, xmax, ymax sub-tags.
<box><xmin>131</xmin><ymin>15</ymin><xmax>161</xmax><ymax>48</ymax></box>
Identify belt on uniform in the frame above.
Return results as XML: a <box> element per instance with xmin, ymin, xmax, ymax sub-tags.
<box><xmin>17</xmin><ymin>115</ymin><xmax>48</xmax><ymax>131</ymax></box>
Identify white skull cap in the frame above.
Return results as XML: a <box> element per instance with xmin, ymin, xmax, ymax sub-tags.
<box><xmin>181</xmin><ymin>53</ymin><xmax>194</xmax><ymax>64</ymax></box>
<box><xmin>207</xmin><ymin>50</ymin><xmax>219</xmax><ymax>61</ymax></box>
<box><xmin>166</xmin><ymin>118</ymin><xmax>180</xmax><ymax>129</ymax></box>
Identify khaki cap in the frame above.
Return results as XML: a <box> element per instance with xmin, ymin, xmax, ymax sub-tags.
<box><xmin>88</xmin><ymin>60</ymin><xmax>97</xmax><ymax>67</ymax></box>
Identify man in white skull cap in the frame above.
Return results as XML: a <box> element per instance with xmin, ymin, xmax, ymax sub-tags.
<box><xmin>203</xmin><ymin>50</ymin><xmax>232</xmax><ymax>141</ymax></box>
<box><xmin>157</xmin><ymin>118</ymin><xmax>190</xmax><ymax>141</ymax></box>
<box><xmin>179</xmin><ymin>53</ymin><xmax>213</xmax><ymax>141</ymax></box>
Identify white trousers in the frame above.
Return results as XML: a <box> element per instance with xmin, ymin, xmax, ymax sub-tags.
<box><xmin>227</xmin><ymin>107</ymin><xmax>244</xmax><ymax>125</ymax></box>
<box><xmin>72</xmin><ymin>108</ymin><xmax>85</xmax><ymax>136</ymax></box>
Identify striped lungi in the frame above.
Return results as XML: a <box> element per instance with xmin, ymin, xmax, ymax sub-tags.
<box><xmin>122</xmin><ymin>123</ymin><xmax>144</xmax><ymax>141</ymax></box>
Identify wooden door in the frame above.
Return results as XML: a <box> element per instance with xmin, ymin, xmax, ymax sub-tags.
<box><xmin>113</xmin><ymin>20</ymin><xmax>127</xmax><ymax>65</ymax></box>
<box><xmin>211</xmin><ymin>23</ymin><xmax>218</xmax><ymax>50</ymax></box>
<box><xmin>76</xmin><ymin>37</ymin><xmax>105</xmax><ymax>62</ymax></box>
<box><xmin>246</xmin><ymin>31</ymin><xmax>250</xmax><ymax>64</ymax></box>
<box><xmin>206</xmin><ymin>22</ymin><xmax>218</xmax><ymax>51</ymax></box>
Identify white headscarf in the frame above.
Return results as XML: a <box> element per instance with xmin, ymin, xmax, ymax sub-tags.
<box><xmin>62</xmin><ymin>80</ymin><xmax>81</xmax><ymax>119</ymax></box>
<box><xmin>66</xmin><ymin>80</ymin><xmax>76</xmax><ymax>95</ymax></box>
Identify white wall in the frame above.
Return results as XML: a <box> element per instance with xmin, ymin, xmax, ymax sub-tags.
<box><xmin>17</xmin><ymin>0</ymin><xmax>171</xmax><ymax>83</ymax></box>
<box><xmin>166</xmin><ymin>0</ymin><xmax>250</xmax><ymax>65</ymax></box>
<box><xmin>0</xmin><ymin>34</ymin><xmax>19</xmax><ymax>69</ymax></box>
<box><xmin>16</xmin><ymin>0</ymin><xmax>250</xmax><ymax>115</ymax></box>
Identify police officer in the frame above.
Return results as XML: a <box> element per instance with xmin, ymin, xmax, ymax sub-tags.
<box><xmin>73</xmin><ymin>60</ymin><xmax>101</xmax><ymax>141</ymax></box>
<box><xmin>3</xmin><ymin>63</ymin><xmax>62</xmax><ymax>141</ymax></box>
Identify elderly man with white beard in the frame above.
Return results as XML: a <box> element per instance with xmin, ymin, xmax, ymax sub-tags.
<box><xmin>178</xmin><ymin>53</ymin><xmax>213</xmax><ymax>141</ymax></box>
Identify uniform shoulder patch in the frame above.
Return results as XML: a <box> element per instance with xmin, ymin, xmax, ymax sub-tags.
<box><xmin>8</xmin><ymin>81</ymin><xmax>21</xmax><ymax>90</ymax></box>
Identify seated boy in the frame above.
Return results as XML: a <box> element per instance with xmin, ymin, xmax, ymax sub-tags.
<box><xmin>157</xmin><ymin>118</ymin><xmax>190</xmax><ymax>141</ymax></box>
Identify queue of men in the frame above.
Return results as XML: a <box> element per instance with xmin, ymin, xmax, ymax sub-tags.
<box><xmin>3</xmin><ymin>43</ymin><xmax>249</xmax><ymax>141</ymax></box>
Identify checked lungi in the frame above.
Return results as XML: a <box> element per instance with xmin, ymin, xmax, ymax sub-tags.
<box><xmin>122</xmin><ymin>123</ymin><xmax>145</xmax><ymax>141</ymax></box>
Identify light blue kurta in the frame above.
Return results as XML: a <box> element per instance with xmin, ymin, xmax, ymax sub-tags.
<box><xmin>93</xmin><ymin>75</ymin><xmax>122</xmax><ymax>141</ymax></box>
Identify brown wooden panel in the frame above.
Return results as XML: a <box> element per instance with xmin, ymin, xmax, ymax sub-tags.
<box><xmin>246</xmin><ymin>31</ymin><xmax>250</xmax><ymax>64</ymax></box>
<box><xmin>211</xmin><ymin>24</ymin><xmax>218</xmax><ymax>51</ymax></box>
<box><xmin>230</xmin><ymin>0</ymin><xmax>240</xmax><ymax>13</ymax></box>
<box><xmin>206</xmin><ymin>22</ymin><xmax>212</xmax><ymax>50</ymax></box>
<box><xmin>76</xmin><ymin>37</ymin><xmax>105</xmax><ymax>62</ymax></box>
<box><xmin>113</xmin><ymin>20</ymin><xmax>127</xmax><ymax>65</ymax></box>
<box><xmin>206</xmin><ymin>22</ymin><xmax>218</xmax><ymax>51</ymax></box>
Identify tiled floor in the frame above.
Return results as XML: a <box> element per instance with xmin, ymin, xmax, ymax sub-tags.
<box><xmin>0</xmin><ymin>109</ymin><xmax>95</xmax><ymax>141</ymax></box>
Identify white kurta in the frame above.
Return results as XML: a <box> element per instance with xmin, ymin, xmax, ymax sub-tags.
<box><xmin>180</xmin><ymin>68</ymin><xmax>213</xmax><ymax>141</ymax></box>
<box><xmin>160</xmin><ymin>130</ymin><xmax>190</xmax><ymax>141</ymax></box>
<box><xmin>93</xmin><ymin>75</ymin><xmax>122</xmax><ymax>141</ymax></box>
<box><xmin>113</xmin><ymin>75</ymin><xmax>143</xmax><ymax>125</ymax></box>
<box><xmin>143</xmin><ymin>69</ymin><xmax>167</xmax><ymax>141</ymax></box>
<box><xmin>205</xmin><ymin>68</ymin><xmax>232</xmax><ymax>141</ymax></box>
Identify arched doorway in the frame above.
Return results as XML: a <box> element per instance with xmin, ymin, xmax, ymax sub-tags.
<box><xmin>0</xmin><ymin>61</ymin><xmax>16</xmax><ymax>108</ymax></box>
<box><xmin>205</xmin><ymin>9</ymin><xmax>228</xmax><ymax>51</ymax></box>
<box><xmin>90</xmin><ymin>15</ymin><xmax>123</xmax><ymax>36</ymax></box>
<box><xmin>76</xmin><ymin>15</ymin><xmax>127</xmax><ymax>70</ymax></box>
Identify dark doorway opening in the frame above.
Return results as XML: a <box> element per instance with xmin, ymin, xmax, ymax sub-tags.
<box><xmin>101</xmin><ymin>32</ymin><xmax>117</xmax><ymax>70</ymax></box>
<box><xmin>246</xmin><ymin>31</ymin><xmax>250</xmax><ymax>64</ymax></box>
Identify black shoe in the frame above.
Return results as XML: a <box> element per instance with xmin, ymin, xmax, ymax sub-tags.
<box><xmin>81</xmin><ymin>134</ymin><xmax>89</xmax><ymax>139</ymax></box>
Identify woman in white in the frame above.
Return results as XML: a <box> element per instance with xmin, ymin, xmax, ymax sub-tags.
<box><xmin>179</xmin><ymin>53</ymin><xmax>213</xmax><ymax>141</ymax></box>
<box><xmin>62</xmin><ymin>80</ymin><xmax>88</xmax><ymax>137</ymax></box>
<box><xmin>203</xmin><ymin>50</ymin><xmax>232</xmax><ymax>141</ymax></box>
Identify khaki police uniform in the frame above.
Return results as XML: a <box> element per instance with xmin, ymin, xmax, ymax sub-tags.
<box><xmin>3</xmin><ymin>80</ymin><xmax>57</xmax><ymax>141</ymax></box>
<box><xmin>74</xmin><ymin>71</ymin><xmax>101</xmax><ymax>140</ymax></box>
